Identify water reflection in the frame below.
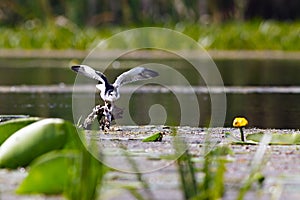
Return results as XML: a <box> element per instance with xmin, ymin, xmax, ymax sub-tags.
<box><xmin>1</xmin><ymin>91</ymin><xmax>300</xmax><ymax>128</ymax></box>
<box><xmin>227</xmin><ymin>93</ymin><xmax>300</xmax><ymax>129</ymax></box>
<box><xmin>0</xmin><ymin>93</ymin><xmax>73</xmax><ymax>121</ymax></box>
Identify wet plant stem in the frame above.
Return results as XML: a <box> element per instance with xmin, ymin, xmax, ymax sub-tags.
<box><xmin>240</xmin><ymin>127</ymin><xmax>245</xmax><ymax>142</ymax></box>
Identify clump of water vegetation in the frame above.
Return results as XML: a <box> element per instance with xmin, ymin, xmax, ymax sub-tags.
<box><xmin>174</xmin><ymin>130</ymin><xmax>272</xmax><ymax>200</ymax></box>
<box><xmin>1</xmin><ymin>20</ymin><xmax>300</xmax><ymax>50</ymax></box>
<box><xmin>176</xmin><ymin>142</ymin><xmax>228</xmax><ymax>199</ymax></box>
<box><xmin>0</xmin><ymin>118</ymin><xmax>297</xmax><ymax>199</ymax></box>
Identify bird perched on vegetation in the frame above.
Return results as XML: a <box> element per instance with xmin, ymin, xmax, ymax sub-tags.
<box><xmin>71</xmin><ymin>65</ymin><xmax>159</xmax><ymax>102</ymax></box>
<box><xmin>71</xmin><ymin>64</ymin><xmax>159</xmax><ymax>130</ymax></box>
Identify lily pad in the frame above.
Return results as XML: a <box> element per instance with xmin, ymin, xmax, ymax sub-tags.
<box><xmin>224</xmin><ymin>132</ymin><xmax>257</xmax><ymax>145</ymax></box>
<box><xmin>142</xmin><ymin>132</ymin><xmax>163</xmax><ymax>142</ymax></box>
<box><xmin>0</xmin><ymin>118</ymin><xmax>69</xmax><ymax>168</ymax></box>
<box><xmin>246</xmin><ymin>132</ymin><xmax>300</xmax><ymax>144</ymax></box>
<box><xmin>0</xmin><ymin>117</ymin><xmax>40</xmax><ymax>145</ymax></box>
<box><xmin>16</xmin><ymin>150</ymin><xmax>79</xmax><ymax>194</ymax></box>
<box><xmin>17</xmin><ymin>148</ymin><xmax>105</xmax><ymax>199</ymax></box>
<box><xmin>0</xmin><ymin>118</ymin><xmax>84</xmax><ymax>169</ymax></box>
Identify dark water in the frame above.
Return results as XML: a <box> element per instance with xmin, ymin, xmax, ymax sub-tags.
<box><xmin>1</xmin><ymin>57</ymin><xmax>300</xmax><ymax>129</ymax></box>
<box><xmin>1</xmin><ymin>92</ymin><xmax>300</xmax><ymax>129</ymax></box>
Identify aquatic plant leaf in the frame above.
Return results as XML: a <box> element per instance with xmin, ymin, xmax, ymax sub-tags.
<box><xmin>127</xmin><ymin>189</ymin><xmax>145</xmax><ymax>200</ymax></box>
<box><xmin>196</xmin><ymin>146</ymin><xmax>228</xmax><ymax>199</ymax></box>
<box><xmin>0</xmin><ymin>118</ymin><xmax>86</xmax><ymax>169</ymax></box>
<box><xmin>64</xmin><ymin>148</ymin><xmax>105</xmax><ymax>200</ymax></box>
<box><xmin>208</xmin><ymin>145</ymin><xmax>234</xmax><ymax>156</ymax></box>
<box><xmin>224</xmin><ymin>132</ymin><xmax>257</xmax><ymax>145</ymax></box>
<box><xmin>17</xmin><ymin>148</ymin><xmax>105</xmax><ymax>199</ymax></box>
<box><xmin>122</xmin><ymin>147</ymin><xmax>154</xmax><ymax>200</ymax></box>
<box><xmin>246</xmin><ymin>132</ymin><xmax>300</xmax><ymax>144</ymax></box>
<box><xmin>142</xmin><ymin>132</ymin><xmax>163</xmax><ymax>142</ymax></box>
<box><xmin>63</xmin><ymin>120</ymin><xmax>86</xmax><ymax>150</ymax></box>
<box><xmin>0</xmin><ymin>118</ymin><xmax>69</xmax><ymax>168</ymax></box>
<box><xmin>16</xmin><ymin>151</ymin><xmax>78</xmax><ymax>194</ymax></box>
<box><xmin>174</xmin><ymin>136</ymin><xmax>197</xmax><ymax>199</ymax></box>
<box><xmin>0</xmin><ymin>117</ymin><xmax>40</xmax><ymax>145</ymax></box>
<box><xmin>236</xmin><ymin>133</ymin><xmax>271</xmax><ymax>200</ymax></box>
<box><xmin>3</xmin><ymin>118</ymin><xmax>105</xmax><ymax>198</ymax></box>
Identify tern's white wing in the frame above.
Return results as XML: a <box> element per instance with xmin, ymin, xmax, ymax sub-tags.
<box><xmin>113</xmin><ymin>67</ymin><xmax>158</xmax><ymax>87</ymax></box>
<box><xmin>71</xmin><ymin>65</ymin><xmax>107</xmax><ymax>84</ymax></box>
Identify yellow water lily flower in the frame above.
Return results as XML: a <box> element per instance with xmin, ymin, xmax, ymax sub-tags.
<box><xmin>233</xmin><ymin>117</ymin><xmax>248</xmax><ymax>128</ymax></box>
<box><xmin>233</xmin><ymin>117</ymin><xmax>248</xmax><ymax>142</ymax></box>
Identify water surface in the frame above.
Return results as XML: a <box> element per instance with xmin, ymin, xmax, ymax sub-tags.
<box><xmin>1</xmin><ymin>56</ymin><xmax>300</xmax><ymax>128</ymax></box>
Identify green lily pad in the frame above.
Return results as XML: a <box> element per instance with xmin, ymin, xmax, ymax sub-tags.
<box><xmin>142</xmin><ymin>132</ymin><xmax>163</xmax><ymax>142</ymax></box>
<box><xmin>17</xmin><ymin>148</ymin><xmax>105</xmax><ymax>198</ymax></box>
<box><xmin>0</xmin><ymin>118</ymin><xmax>85</xmax><ymax>169</ymax></box>
<box><xmin>0</xmin><ymin>117</ymin><xmax>40</xmax><ymax>145</ymax></box>
<box><xmin>224</xmin><ymin>132</ymin><xmax>257</xmax><ymax>145</ymax></box>
<box><xmin>0</xmin><ymin>118</ymin><xmax>70</xmax><ymax>168</ymax></box>
<box><xmin>16</xmin><ymin>150</ymin><xmax>79</xmax><ymax>194</ymax></box>
<box><xmin>246</xmin><ymin>132</ymin><xmax>300</xmax><ymax>144</ymax></box>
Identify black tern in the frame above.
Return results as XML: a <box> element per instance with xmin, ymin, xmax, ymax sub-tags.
<box><xmin>71</xmin><ymin>64</ymin><xmax>159</xmax><ymax>102</ymax></box>
<box><xmin>71</xmin><ymin>64</ymin><xmax>158</xmax><ymax>130</ymax></box>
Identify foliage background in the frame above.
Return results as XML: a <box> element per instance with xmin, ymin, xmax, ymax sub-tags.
<box><xmin>1</xmin><ymin>0</ymin><xmax>300</xmax><ymax>50</ymax></box>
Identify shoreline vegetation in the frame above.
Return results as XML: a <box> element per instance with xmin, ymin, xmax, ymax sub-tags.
<box><xmin>1</xmin><ymin>21</ymin><xmax>300</xmax><ymax>51</ymax></box>
<box><xmin>2</xmin><ymin>49</ymin><xmax>300</xmax><ymax>61</ymax></box>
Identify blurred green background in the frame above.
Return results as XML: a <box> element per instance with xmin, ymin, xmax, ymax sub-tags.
<box><xmin>1</xmin><ymin>0</ymin><xmax>300</xmax><ymax>50</ymax></box>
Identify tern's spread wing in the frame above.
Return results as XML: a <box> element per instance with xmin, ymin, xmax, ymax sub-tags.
<box><xmin>113</xmin><ymin>67</ymin><xmax>159</xmax><ymax>87</ymax></box>
<box><xmin>71</xmin><ymin>65</ymin><xmax>107</xmax><ymax>84</ymax></box>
